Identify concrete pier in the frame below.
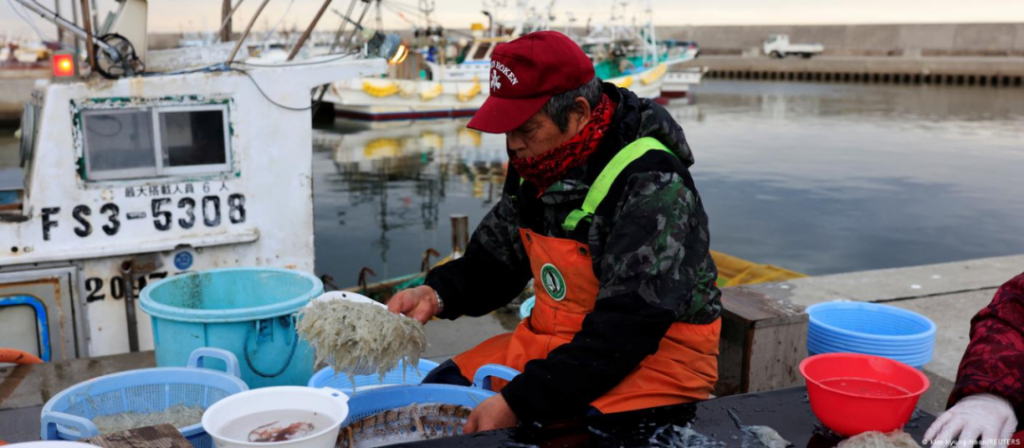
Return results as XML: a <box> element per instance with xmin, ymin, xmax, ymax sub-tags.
<box><xmin>1</xmin><ymin>255</ymin><xmax>1021</xmax><ymax>440</ymax></box>
<box><xmin>678</xmin><ymin>55</ymin><xmax>1024</xmax><ymax>87</ymax></box>
<box><xmin>739</xmin><ymin>254</ymin><xmax>1024</xmax><ymax>415</ymax></box>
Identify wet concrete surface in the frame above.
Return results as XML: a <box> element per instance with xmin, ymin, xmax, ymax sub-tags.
<box><xmin>0</xmin><ymin>351</ymin><xmax>156</xmax><ymax>442</ymax></box>
<box><xmin>399</xmin><ymin>387</ymin><xmax>936</xmax><ymax>447</ymax></box>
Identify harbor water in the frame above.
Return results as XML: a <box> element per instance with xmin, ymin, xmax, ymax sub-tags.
<box><xmin>312</xmin><ymin>80</ymin><xmax>1024</xmax><ymax>282</ymax></box>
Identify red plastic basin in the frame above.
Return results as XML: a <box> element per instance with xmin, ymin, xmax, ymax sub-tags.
<box><xmin>800</xmin><ymin>353</ymin><xmax>930</xmax><ymax>436</ymax></box>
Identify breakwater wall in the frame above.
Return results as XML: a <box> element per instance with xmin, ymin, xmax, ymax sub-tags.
<box><xmin>656</xmin><ymin>23</ymin><xmax>1024</xmax><ymax>57</ymax></box>
<box><xmin>677</xmin><ymin>55</ymin><xmax>1024</xmax><ymax>87</ymax></box>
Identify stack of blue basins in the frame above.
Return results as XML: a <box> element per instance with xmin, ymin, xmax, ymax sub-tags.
<box><xmin>806</xmin><ymin>301</ymin><xmax>936</xmax><ymax>369</ymax></box>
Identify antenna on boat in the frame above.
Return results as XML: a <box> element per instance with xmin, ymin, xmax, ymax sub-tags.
<box><xmin>12</xmin><ymin>0</ymin><xmax>125</xmax><ymax>75</ymax></box>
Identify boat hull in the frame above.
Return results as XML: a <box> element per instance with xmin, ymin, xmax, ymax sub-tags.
<box><xmin>325</xmin><ymin>65</ymin><xmax>671</xmax><ymax>121</ymax></box>
<box><xmin>661</xmin><ymin>67</ymin><xmax>707</xmax><ymax>97</ymax></box>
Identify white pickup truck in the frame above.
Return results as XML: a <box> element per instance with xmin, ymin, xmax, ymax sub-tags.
<box><xmin>763</xmin><ymin>34</ymin><xmax>824</xmax><ymax>59</ymax></box>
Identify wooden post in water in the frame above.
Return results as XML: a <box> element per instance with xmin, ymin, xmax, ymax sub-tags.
<box><xmin>451</xmin><ymin>215</ymin><xmax>469</xmax><ymax>257</ymax></box>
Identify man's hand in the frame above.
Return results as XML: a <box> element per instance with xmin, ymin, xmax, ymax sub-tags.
<box><xmin>386</xmin><ymin>286</ymin><xmax>439</xmax><ymax>324</ymax></box>
<box><xmin>463</xmin><ymin>393</ymin><xmax>518</xmax><ymax>434</ymax></box>
<box><xmin>924</xmin><ymin>393</ymin><xmax>1018</xmax><ymax>448</ymax></box>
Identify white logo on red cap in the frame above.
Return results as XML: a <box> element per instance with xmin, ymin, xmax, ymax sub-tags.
<box><xmin>490</xmin><ymin>60</ymin><xmax>518</xmax><ymax>93</ymax></box>
<box><xmin>490</xmin><ymin>69</ymin><xmax>502</xmax><ymax>91</ymax></box>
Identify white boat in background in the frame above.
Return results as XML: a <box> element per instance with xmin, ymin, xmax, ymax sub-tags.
<box><xmin>324</xmin><ymin>63</ymin><xmax>671</xmax><ymax>121</ymax></box>
<box><xmin>324</xmin><ymin>0</ymin><xmax>681</xmax><ymax>122</ymax></box>
<box><xmin>662</xmin><ymin>66</ymin><xmax>708</xmax><ymax>98</ymax></box>
<box><xmin>323</xmin><ymin>43</ymin><xmax>493</xmax><ymax>120</ymax></box>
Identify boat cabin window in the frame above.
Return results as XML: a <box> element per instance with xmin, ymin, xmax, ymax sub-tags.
<box><xmin>81</xmin><ymin>104</ymin><xmax>231</xmax><ymax>181</ymax></box>
<box><xmin>82</xmin><ymin>109</ymin><xmax>158</xmax><ymax>180</ymax></box>
<box><xmin>472</xmin><ymin>43</ymin><xmax>491</xmax><ymax>61</ymax></box>
<box><xmin>157</xmin><ymin>107</ymin><xmax>229</xmax><ymax>174</ymax></box>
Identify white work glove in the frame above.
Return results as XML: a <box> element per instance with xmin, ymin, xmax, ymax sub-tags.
<box><xmin>924</xmin><ymin>393</ymin><xmax>1018</xmax><ymax>448</ymax></box>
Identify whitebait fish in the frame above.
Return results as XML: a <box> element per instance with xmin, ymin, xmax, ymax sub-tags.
<box><xmin>297</xmin><ymin>299</ymin><xmax>427</xmax><ymax>390</ymax></box>
<box><xmin>91</xmin><ymin>404</ymin><xmax>205</xmax><ymax>435</ymax></box>
<box><xmin>338</xmin><ymin>403</ymin><xmax>471</xmax><ymax>448</ymax></box>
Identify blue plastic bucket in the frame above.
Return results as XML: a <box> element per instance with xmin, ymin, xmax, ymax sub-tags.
<box><xmin>309</xmin><ymin>359</ymin><xmax>440</xmax><ymax>393</ymax></box>
<box><xmin>40</xmin><ymin>348</ymin><xmax>248</xmax><ymax>448</ymax></box>
<box><xmin>140</xmin><ymin>268</ymin><xmax>323</xmax><ymax>388</ymax></box>
<box><xmin>806</xmin><ymin>301</ymin><xmax>936</xmax><ymax>369</ymax></box>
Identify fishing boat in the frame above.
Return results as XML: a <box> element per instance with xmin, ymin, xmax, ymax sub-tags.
<box><xmin>324</xmin><ymin>0</ymin><xmax>687</xmax><ymax>121</ymax></box>
<box><xmin>0</xmin><ymin>0</ymin><xmax>386</xmax><ymax>362</ymax></box>
<box><xmin>323</xmin><ymin>27</ymin><xmax>501</xmax><ymax>121</ymax></box>
<box><xmin>662</xmin><ymin>66</ymin><xmax>709</xmax><ymax>98</ymax></box>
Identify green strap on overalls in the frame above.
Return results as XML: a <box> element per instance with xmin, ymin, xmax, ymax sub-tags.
<box><xmin>562</xmin><ymin>137</ymin><xmax>673</xmax><ymax>232</ymax></box>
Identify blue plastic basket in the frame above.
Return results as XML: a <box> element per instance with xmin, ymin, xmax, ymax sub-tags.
<box><xmin>343</xmin><ymin>364</ymin><xmax>520</xmax><ymax>425</ymax></box>
<box><xmin>308</xmin><ymin>359</ymin><xmax>440</xmax><ymax>393</ymax></box>
<box><xmin>40</xmin><ymin>348</ymin><xmax>248</xmax><ymax>448</ymax></box>
<box><xmin>806</xmin><ymin>301</ymin><xmax>937</xmax><ymax>369</ymax></box>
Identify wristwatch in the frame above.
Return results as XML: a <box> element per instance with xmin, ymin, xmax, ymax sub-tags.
<box><xmin>434</xmin><ymin>289</ymin><xmax>444</xmax><ymax>315</ymax></box>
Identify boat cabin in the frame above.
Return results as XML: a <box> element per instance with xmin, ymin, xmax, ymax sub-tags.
<box><xmin>0</xmin><ymin>58</ymin><xmax>384</xmax><ymax>362</ymax></box>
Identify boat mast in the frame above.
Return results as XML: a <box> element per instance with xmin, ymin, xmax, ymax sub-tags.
<box><xmin>13</xmin><ymin>0</ymin><xmax>121</xmax><ymax>70</ymax></box>
<box><xmin>645</xmin><ymin>0</ymin><xmax>655</xmax><ymax>66</ymax></box>
<box><xmin>287</xmin><ymin>0</ymin><xmax>333</xmax><ymax>61</ymax></box>
<box><xmin>227</xmin><ymin>0</ymin><xmax>271</xmax><ymax>64</ymax></box>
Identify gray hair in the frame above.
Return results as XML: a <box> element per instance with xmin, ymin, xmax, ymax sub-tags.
<box><xmin>540</xmin><ymin>76</ymin><xmax>603</xmax><ymax>132</ymax></box>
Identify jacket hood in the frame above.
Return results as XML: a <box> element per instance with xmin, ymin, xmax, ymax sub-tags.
<box><xmin>605</xmin><ymin>84</ymin><xmax>696</xmax><ymax>168</ymax></box>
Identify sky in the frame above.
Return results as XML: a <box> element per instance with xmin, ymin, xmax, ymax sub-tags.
<box><xmin>2</xmin><ymin>0</ymin><xmax>1023</xmax><ymax>40</ymax></box>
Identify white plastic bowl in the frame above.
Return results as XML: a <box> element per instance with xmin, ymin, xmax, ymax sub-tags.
<box><xmin>202</xmin><ymin>387</ymin><xmax>349</xmax><ymax>448</ymax></box>
<box><xmin>308</xmin><ymin>291</ymin><xmax>388</xmax><ymax>376</ymax></box>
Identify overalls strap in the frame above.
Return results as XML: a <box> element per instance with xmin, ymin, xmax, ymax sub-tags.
<box><xmin>562</xmin><ymin>137</ymin><xmax>673</xmax><ymax>232</ymax></box>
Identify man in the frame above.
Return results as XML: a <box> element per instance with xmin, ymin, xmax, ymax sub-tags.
<box><xmin>925</xmin><ymin>272</ymin><xmax>1023</xmax><ymax>448</ymax></box>
<box><xmin>388</xmin><ymin>31</ymin><xmax>721</xmax><ymax>433</ymax></box>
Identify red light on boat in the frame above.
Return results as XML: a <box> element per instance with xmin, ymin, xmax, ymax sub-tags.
<box><xmin>52</xmin><ymin>53</ymin><xmax>76</xmax><ymax>78</ymax></box>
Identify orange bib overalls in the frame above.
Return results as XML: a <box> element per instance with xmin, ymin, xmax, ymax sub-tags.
<box><xmin>452</xmin><ymin>137</ymin><xmax>721</xmax><ymax>414</ymax></box>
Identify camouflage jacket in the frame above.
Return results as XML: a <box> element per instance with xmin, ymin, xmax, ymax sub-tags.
<box><xmin>424</xmin><ymin>84</ymin><xmax>721</xmax><ymax>423</ymax></box>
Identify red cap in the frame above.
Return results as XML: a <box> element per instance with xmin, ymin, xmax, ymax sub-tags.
<box><xmin>467</xmin><ymin>31</ymin><xmax>595</xmax><ymax>134</ymax></box>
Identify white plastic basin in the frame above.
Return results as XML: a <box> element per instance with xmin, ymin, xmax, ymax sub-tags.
<box><xmin>202</xmin><ymin>386</ymin><xmax>349</xmax><ymax>448</ymax></box>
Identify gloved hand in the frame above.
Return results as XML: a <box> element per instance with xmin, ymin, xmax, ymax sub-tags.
<box><xmin>924</xmin><ymin>393</ymin><xmax>1018</xmax><ymax>448</ymax></box>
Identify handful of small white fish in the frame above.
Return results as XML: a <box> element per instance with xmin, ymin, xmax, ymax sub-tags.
<box><xmin>297</xmin><ymin>299</ymin><xmax>427</xmax><ymax>387</ymax></box>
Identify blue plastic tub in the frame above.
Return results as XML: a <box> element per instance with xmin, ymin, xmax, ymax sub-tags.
<box><xmin>309</xmin><ymin>359</ymin><xmax>440</xmax><ymax>393</ymax></box>
<box><xmin>806</xmin><ymin>301</ymin><xmax>936</xmax><ymax>368</ymax></box>
<box><xmin>140</xmin><ymin>268</ymin><xmax>323</xmax><ymax>388</ymax></box>
<box><xmin>343</xmin><ymin>364</ymin><xmax>520</xmax><ymax>425</ymax></box>
<box><xmin>40</xmin><ymin>348</ymin><xmax>248</xmax><ymax>448</ymax></box>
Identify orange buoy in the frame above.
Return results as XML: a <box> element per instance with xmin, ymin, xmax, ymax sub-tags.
<box><xmin>0</xmin><ymin>348</ymin><xmax>43</xmax><ymax>365</ymax></box>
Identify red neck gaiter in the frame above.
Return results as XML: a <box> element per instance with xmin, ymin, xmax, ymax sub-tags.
<box><xmin>509</xmin><ymin>93</ymin><xmax>617</xmax><ymax>193</ymax></box>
